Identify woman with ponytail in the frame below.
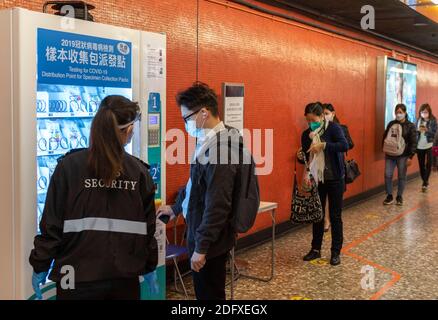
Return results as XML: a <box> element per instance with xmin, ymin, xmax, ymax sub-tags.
<box><xmin>30</xmin><ymin>95</ymin><xmax>158</xmax><ymax>300</ymax></box>
<box><xmin>321</xmin><ymin>103</ymin><xmax>354</xmax><ymax>232</ymax></box>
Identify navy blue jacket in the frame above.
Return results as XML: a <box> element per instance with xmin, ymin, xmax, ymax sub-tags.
<box><xmin>300</xmin><ymin>122</ymin><xmax>349</xmax><ymax>181</ymax></box>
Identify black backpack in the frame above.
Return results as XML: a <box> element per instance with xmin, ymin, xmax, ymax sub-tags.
<box><xmin>232</xmin><ymin>146</ymin><xmax>260</xmax><ymax>233</ymax></box>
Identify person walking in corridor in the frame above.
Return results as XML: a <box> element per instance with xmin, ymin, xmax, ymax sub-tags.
<box><xmin>382</xmin><ymin>104</ymin><xmax>417</xmax><ymax>206</ymax></box>
<box><xmin>416</xmin><ymin>103</ymin><xmax>437</xmax><ymax>192</ymax></box>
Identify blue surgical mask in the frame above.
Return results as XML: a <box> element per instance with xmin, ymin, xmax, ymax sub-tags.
<box><xmin>185</xmin><ymin>120</ymin><xmax>206</xmax><ymax>141</ymax></box>
<box><xmin>185</xmin><ymin>120</ymin><xmax>200</xmax><ymax>138</ymax></box>
<box><xmin>310</xmin><ymin>121</ymin><xmax>322</xmax><ymax>131</ymax></box>
<box><xmin>185</xmin><ymin>110</ymin><xmax>208</xmax><ymax>141</ymax></box>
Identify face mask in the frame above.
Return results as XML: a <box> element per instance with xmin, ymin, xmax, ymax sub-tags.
<box><xmin>324</xmin><ymin>114</ymin><xmax>334</xmax><ymax>122</ymax></box>
<box><xmin>185</xmin><ymin>120</ymin><xmax>201</xmax><ymax>138</ymax></box>
<box><xmin>185</xmin><ymin>111</ymin><xmax>207</xmax><ymax>139</ymax></box>
<box><xmin>310</xmin><ymin>121</ymin><xmax>322</xmax><ymax>131</ymax></box>
<box><xmin>125</xmin><ymin>127</ymin><xmax>134</xmax><ymax>146</ymax></box>
<box><xmin>396</xmin><ymin>113</ymin><xmax>405</xmax><ymax>121</ymax></box>
<box><xmin>119</xmin><ymin>125</ymin><xmax>134</xmax><ymax>146</ymax></box>
<box><xmin>421</xmin><ymin>112</ymin><xmax>429</xmax><ymax>119</ymax></box>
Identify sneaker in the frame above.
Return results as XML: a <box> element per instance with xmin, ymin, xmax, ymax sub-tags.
<box><xmin>330</xmin><ymin>253</ymin><xmax>341</xmax><ymax>266</ymax></box>
<box><xmin>303</xmin><ymin>249</ymin><xmax>321</xmax><ymax>261</ymax></box>
<box><xmin>383</xmin><ymin>195</ymin><xmax>394</xmax><ymax>205</ymax></box>
<box><xmin>422</xmin><ymin>183</ymin><xmax>429</xmax><ymax>192</ymax></box>
<box><xmin>396</xmin><ymin>196</ymin><xmax>403</xmax><ymax>206</ymax></box>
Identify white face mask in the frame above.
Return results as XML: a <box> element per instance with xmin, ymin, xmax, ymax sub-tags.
<box><xmin>421</xmin><ymin>112</ymin><xmax>429</xmax><ymax>120</ymax></box>
<box><xmin>396</xmin><ymin>113</ymin><xmax>405</xmax><ymax>121</ymax></box>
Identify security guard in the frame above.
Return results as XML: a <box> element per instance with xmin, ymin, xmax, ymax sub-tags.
<box><xmin>29</xmin><ymin>95</ymin><xmax>158</xmax><ymax>300</ymax></box>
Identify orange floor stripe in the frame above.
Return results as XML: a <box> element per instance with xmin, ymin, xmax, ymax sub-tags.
<box><xmin>341</xmin><ymin>191</ymin><xmax>438</xmax><ymax>300</ymax></box>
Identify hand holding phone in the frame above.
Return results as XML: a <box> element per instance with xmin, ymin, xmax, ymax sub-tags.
<box><xmin>158</xmin><ymin>214</ymin><xmax>170</xmax><ymax>224</ymax></box>
<box><xmin>156</xmin><ymin>205</ymin><xmax>175</xmax><ymax>224</ymax></box>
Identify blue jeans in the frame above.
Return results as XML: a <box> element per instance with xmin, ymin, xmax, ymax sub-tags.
<box><xmin>385</xmin><ymin>157</ymin><xmax>408</xmax><ymax>197</ymax></box>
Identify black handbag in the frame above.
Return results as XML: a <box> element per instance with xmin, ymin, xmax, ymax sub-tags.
<box><xmin>345</xmin><ymin>158</ymin><xmax>360</xmax><ymax>184</ymax></box>
<box><xmin>290</xmin><ymin>157</ymin><xmax>323</xmax><ymax>224</ymax></box>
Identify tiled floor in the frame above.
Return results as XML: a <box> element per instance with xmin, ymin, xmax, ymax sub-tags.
<box><xmin>167</xmin><ymin>173</ymin><xmax>438</xmax><ymax>300</ymax></box>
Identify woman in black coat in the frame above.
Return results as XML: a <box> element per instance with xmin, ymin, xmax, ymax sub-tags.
<box><xmin>322</xmin><ymin>103</ymin><xmax>354</xmax><ymax>232</ymax></box>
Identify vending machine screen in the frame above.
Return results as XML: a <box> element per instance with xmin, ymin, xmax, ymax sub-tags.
<box><xmin>36</xmin><ymin>85</ymin><xmax>132</xmax><ymax>231</ymax></box>
<box><xmin>36</xmin><ymin>28</ymin><xmax>133</xmax><ymax>233</ymax></box>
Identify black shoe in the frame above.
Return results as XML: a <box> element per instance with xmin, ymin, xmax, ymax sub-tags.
<box><xmin>330</xmin><ymin>253</ymin><xmax>341</xmax><ymax>266</ymax></box>
<box><xmin>303</xmin><ymin>249</ymin><xmax>321</xmax><ymax>261</ymax></box>
<box><xmin>396</xmin><ymin>196</ymin><xmax>403</xmax><ymax>206</ymax></box>
<box><xmin>383</xmin><ymin>195</ymin><xmax>394</xmax><ymax>205</ymax></box>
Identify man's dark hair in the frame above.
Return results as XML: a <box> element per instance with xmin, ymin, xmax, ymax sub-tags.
<box><xmin>176</xmin><ymin>82</ymin><xmax>219</xmax><ymax>117</ymax></box>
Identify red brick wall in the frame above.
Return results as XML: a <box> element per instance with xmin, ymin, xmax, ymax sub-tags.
<box><xmin>2</xmin><ymin>0</ymin><xmax>438</xmax><ymax>236</ymax></box>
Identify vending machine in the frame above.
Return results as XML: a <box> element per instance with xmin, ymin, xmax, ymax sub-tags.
<box><xmin>0</xmin><ymin>8</ymin><xmax>166</xmax><ymax>300</ymax></box>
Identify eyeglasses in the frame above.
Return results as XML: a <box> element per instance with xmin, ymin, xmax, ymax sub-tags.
<box><xmin>182</xmin><ymin>109</ymin><xmax>202</xmax><ymax>124</ymax></box>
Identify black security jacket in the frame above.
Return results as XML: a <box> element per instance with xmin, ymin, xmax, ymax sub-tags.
<box><xmin>29</xmin><ymin>149</ymin><xmax>158</xmax><ymax>282</ymax></box>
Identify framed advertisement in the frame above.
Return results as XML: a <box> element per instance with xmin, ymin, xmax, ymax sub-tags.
<box><xmin>222</xmin><ymin>83</ymin><xmax>245</xmax><ymax>132</ymax></box>
<box><xmin>376</xmin><ymin>56</ymin><xmax>417</xmax><ymax>152</ymax></box>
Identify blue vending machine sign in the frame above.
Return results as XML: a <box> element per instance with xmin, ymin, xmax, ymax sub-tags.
<box><xmin>37</xmin><ymin>28</ymin><xmax>132</xmax><ymax>88</ymax></box>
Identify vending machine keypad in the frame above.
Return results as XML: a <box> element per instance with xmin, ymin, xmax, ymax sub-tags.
<box><xmin>148</xmin><ymin>113</ymin><xmax>160</xmax><ymax>147</ymax></box>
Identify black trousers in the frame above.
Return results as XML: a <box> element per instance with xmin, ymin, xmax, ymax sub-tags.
<box><xmin>312</xmin><ymin>179</ymin><xmax>345</xmax><ymax>255</ymax></box>
<box><xmin>417</xmin><ymin>148</ymin><xmax>433</xmax><ymax>185</ymax></box>
<box><xmin>192</xmin><ymin>253</ymin><xmax>228</xmax><ymax>300</ymax></box>
<box><xmin>56</xmin><ymin>278</ymin><xmax>140</xmax><ymax>300</ymax></box>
